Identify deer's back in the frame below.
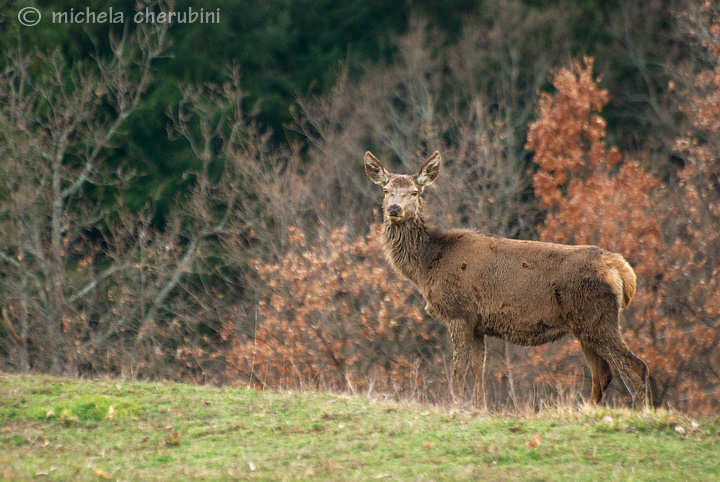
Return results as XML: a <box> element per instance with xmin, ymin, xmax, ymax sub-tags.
<box><xmin>424</xmin><ymin>230</ymin><xmax>614</xmax><ymax>327</ymax></box>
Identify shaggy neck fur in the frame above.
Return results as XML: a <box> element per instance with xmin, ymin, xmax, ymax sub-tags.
<box><xmin>381</xmin><ymin>212</ymin><xmax>442</xmax><ymax>292</ymax></box>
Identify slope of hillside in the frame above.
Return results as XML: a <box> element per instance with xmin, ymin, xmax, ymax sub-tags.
<box><xmin>1</xmin><ymin>374</ymin><xmax>718</xmax><ymax>481</ymax></box>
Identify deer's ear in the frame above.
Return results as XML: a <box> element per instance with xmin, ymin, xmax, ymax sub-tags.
<box><xmin>364</xmin><ymin>151</ymin><xmax>390</xmax><ymax>185</ymax></box>
<box><xmin>416</xmin><ymin>151</ymin><xmax>441</xmax><ymax>187</ymax></box>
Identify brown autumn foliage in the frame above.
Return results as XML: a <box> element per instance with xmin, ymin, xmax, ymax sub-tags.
<box><xmin>226</xmin><ymin>225</ymin><xmax>450</xmax><ymax>401</ymax></box>
<box><xmin>525</xmin><ymin>50</ymin><xmax>720</xmax><ymax>412</ymax></box>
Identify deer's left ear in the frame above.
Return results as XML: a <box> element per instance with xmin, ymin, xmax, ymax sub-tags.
<box><xmin>416</xmin><ymin>151</ymin><xmax>441</xmax><ymax>187</ymax></box>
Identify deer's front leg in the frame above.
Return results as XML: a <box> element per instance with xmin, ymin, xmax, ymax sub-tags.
<box><xmin>447</xmin><ymin>320</ymin><xmax>473</xmax><ymax>402</ymax></box>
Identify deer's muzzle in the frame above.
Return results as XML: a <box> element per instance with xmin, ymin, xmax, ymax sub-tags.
<box><xmin>387</xmin><ymin>204</ymin><xmax>403</xmax><ymax>218</ymax></box>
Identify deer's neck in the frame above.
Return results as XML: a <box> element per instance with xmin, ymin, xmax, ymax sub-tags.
<box><xmin>381</xmin><ymin>215</ymin><xmax>441</xmax><ymax>291</ymax></box>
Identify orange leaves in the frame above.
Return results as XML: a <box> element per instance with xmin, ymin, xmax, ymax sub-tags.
<box><xmin>526</xmin><ymin>432</ymin><xmax>542</xmax><ymax>448</ymax></box>
<box><xmin>94</xmin><ymin>469</ymin><xmax>112</xmax><ymax>479</ymax></box>
<box><xmin>526</xmin><ymin>58</ymin><xmax>615</xmax><ymax>209</ymax></box>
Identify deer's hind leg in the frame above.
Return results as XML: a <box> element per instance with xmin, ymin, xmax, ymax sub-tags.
<box><xmin>598</xmin><ymin>338</ymin><xmax>649</xmax><ymax>409</ymax></box>
<box><xmin>581</xmin><ymin>343</ymin><xmax>613</xmax><ymax>404</ymax></box>
<box><xmin>578</xmin><ymin>316</ymin><xmax>649</xmax><ymax>409</ymax></box>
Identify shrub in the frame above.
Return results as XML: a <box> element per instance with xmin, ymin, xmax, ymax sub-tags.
<box><xmin>227</xmin><ymin>225</ymin><xmax>450</xmax><ymax>400</ymax></box>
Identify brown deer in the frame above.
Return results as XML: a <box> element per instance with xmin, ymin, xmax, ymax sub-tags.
<box><xmin>364</xmin><ymin>150</ymin><xmax>649</xmax><ymax>410</ymax></box>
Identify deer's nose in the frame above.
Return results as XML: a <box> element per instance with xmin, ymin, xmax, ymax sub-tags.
<box><xmin>387</xmin><ymin>204</ymin><xmax>403</xmax><ymax>217</ymax></box>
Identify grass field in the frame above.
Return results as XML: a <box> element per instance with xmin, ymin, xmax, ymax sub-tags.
<box><xmin>1</xmin><ymin>374</ymin><xmax>718</xmax><ymax>481</ymax></box>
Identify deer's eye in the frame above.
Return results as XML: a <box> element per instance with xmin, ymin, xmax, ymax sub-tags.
<box><xmin>411</xmin><ymin>191</ymin><xmax>419</xmax><ymax>197</ymax></box>
<box><xmin>383</xmin><ymin>189</ymin><xmax>389</xmax><ymax>194</ymax></box>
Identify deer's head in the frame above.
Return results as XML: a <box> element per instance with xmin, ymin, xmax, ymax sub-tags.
<box><xmin>364</xmin><ymin>151</ymin><xmax>441</xmax><ymax>223</ymax></box>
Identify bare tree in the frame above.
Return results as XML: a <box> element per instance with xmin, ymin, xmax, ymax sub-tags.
<box><xmin>0</xmin><ymin>14</ymin><xmax>168</xmax><ymax>374</ymax></box>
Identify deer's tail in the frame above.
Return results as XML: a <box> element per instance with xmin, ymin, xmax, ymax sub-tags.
<box><xmin>600</xmin><ymin>253</ymin><xmax>637</xmax><ymax>310</ymax></box>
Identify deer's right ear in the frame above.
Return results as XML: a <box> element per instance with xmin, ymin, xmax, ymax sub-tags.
<box><xmin>364</xmin><ymin>151</ymin><xmax>390</xmax><ymax>185</ymax></box>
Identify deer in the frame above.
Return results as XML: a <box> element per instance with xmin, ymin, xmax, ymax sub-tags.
<box><xmin>364</xmin><ymin>150</ymin><xmax>650</xmax><ymax>410</ymax></box>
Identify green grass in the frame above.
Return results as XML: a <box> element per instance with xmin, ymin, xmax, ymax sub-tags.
<box><xmin>1</xmin><ymin>374</ymin><xmax>718</xmax><ymax>481</ymax></box>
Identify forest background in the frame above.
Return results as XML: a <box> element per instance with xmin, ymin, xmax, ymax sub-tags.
<box><xmin>1</xmin><ymin>0</ymin><xmax>718</xmax><ymax>414</ymax></box>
